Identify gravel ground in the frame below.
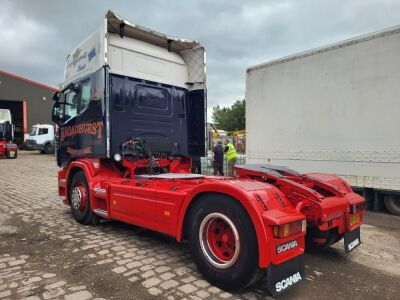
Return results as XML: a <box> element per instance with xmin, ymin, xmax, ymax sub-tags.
<box><xmin>0</xmin><ymin>151</ymin><xmax>399</xmax><ymax>300</ymax></box>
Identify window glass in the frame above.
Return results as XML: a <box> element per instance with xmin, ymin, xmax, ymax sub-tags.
<box><xmin>64</xmin><ymin>90</ymin><xmax>78</xmax><ymax>122</ymax></box>
<box><xmin>80</xmin><ymin>80</ymin><xmax>91</xmax><ymax>113</ymax></box>
<box><xmin>63</xmin><ymin>79</ymin><xmax>91</xmax><ymax>122</ymax></box>
<box><xmin>137</xmin><ymin>87</ymin><xmax>168</xmax><ymax>109</ymax></box>
<box><xmin>38</xmin><ymin>128</ymin><xmax>48</xmax><ymax>135</ymax></box>
<box><xmin>29</xmin><ymin>126</ymin><xmax>37</xmax><ymax>136</ymax></box>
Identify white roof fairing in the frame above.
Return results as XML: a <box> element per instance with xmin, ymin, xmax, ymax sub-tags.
<box><xmin>106</xmin><ymin>11</ymin><xmax>200</xmax><ymax>52</ymax></box>
<box><xmin>62</xmin><ymin>28</ymin><xmax>105</xmax><ymax>89</ymax></box>
<box><xmin>61</xmin><ymin>10</ymin><xmax>205</xmax><ymax>89</ymax></box>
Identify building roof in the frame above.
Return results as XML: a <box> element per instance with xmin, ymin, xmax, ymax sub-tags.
<box><xmin>0</xmin><ymin>70</ymin><xmax>58</xmax><ymax>92</ymax></box>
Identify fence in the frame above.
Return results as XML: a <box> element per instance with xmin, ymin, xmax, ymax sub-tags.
<box><xmin>200</xmin><ymin>154</ymin><xmax>246</xmax><ymax>176</ymax></box>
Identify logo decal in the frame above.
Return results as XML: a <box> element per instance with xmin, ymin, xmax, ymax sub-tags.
<box><xmin>275</xmin><ymin>272</ymin><xmax>302</xmax><ymax>293</ymax></box>
<box><xmin>276</xmin><ymin>240</ymin><xmax>298</xmax><ymax>254</ymax></box>
<box><xmin>67</xmin><ymin>146</ymin><xmax>92</xmax><ymax>155</ymax></box>
<box><xmin>60</xmin><ymin>121</ymin><xmax>103</xmax><ymax>142</ymax></box>
<box><xmin>88</xmin><ymin>47</ymin><xmax>96</xmax><ymax>61</ymax></box>
<box><xmin>347</xmin><ymin>238</ymin><xmax>360</xmax><ymax>251</ymax></box>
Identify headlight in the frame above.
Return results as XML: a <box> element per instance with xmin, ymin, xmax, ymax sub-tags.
<box><xmin>114</xmin><ymin>153</ymin><xmax>122</xmax><ymax>162</ymax></box>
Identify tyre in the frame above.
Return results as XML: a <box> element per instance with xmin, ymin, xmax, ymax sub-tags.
<box><xmin>188</xmin><ymin>194</ymin><xmax>260</xmax><ymax>291</ymax></box>
<box><xmin>384</xmin><ymin>195</ymin><xmax>400</xmax><ymax>216</ymax></box>
<box><xmin>68</xmin><ymin>171</ymin><xmax>98</xmax><ymax>225</ymax></box>
<box><xmin>44</xmin><ymin>143</ymin><xmax>54</xmax><ymax>154</ymax></box>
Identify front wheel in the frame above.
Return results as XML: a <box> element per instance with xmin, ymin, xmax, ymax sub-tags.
<box><xmin>188</xmin><ymin>194</ymin><xmax>260</xmax><ymax>291</ymax></box>
<box><xmin>44</xmin><ymin>143</ymin><xmax>54</xmax><ymax>154</ymax></box>
<box><xmin>69</xmin><ymin>171</ymin><xmax>98</xmax><ymax>225</ymax></box>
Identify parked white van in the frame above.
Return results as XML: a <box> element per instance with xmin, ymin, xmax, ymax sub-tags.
<box><xmin>26</xmin><ymin>124</ymin><xmax>55</xmax><ymax>154</ymax></box>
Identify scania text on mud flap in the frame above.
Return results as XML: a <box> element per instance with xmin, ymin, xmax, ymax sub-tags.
<box><xmin>52</xmin><ymin>11</ymin><xmax>306</xmax><ymax>295</ymax></box>
<box><xmin>0</xmin><ymin>109</ymin><xmax>17</xmax><ymax>159</ymax></box>
<box><xmin>235</xmin><ymin>164</ymin><xmax>365</xmax><ymax>253</ymax></box>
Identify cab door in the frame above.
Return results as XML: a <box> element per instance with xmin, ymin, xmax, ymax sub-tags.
<box><xmin>36</xmin><ymin>127</ymin><xmax>49</xmax><ymax>145</ymax></box>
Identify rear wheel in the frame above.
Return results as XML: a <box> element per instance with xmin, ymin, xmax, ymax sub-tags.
<box><xmin>188</xmin><ymin>194</ymin><xmax>260</xmax><ymax>291</ymax></box>
<box><xmin>384</xmin><ymin>195</ymin><xmax>400</xmax><ymax>216</ymax></box>
<box><xmin>69</xmin><ymin>171</ymin><xmax>98</xmax><ymax>225</ymax></box>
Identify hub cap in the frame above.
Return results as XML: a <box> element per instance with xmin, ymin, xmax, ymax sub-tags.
<box><xmin>71</xmin><ymin>185</ymin><xmax>86</xmax><ymax>211</ymax></box>
<box><xmin>199</xmin><ymin>212</ymin><xmax>240</xmax><ymax>269</ymax></box>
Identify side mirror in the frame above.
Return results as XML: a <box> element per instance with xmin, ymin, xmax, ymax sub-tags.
<box><xmin>52</xmin><ymin>91</ymin><xmax>60</xmax><ymax>102</ymax></box>
<box><xmin>52</xmin><ymin>102</ymin><xmax>63</xmax><ymax>125</ymax></box>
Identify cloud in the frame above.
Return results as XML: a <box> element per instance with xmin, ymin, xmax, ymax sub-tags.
<box><xmin>1</xmin><ymin>0</ymin><xmax>400</xmax><ymax>120</ymax></box>
<box><xmin>0</xmin><ymin>2</ymin><xmax>57</xmax><ymax>75</ymax></box>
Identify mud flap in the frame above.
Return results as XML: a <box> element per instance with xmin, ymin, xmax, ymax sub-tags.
<box><xmin>344</xmin><ymin>227</ymin><xmax>361</xmax><ymax>253</ymax></box>
<box><xmin>263</xmin><ymin>254</ymin><xmax>305</xmax><ymax>296</ymax></box>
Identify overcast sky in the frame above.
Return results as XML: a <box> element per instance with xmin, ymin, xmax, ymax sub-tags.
<box><xmin>1</xmin><ymin>0</ymin><xmax>400</xmax><ymax>119</ymax></box>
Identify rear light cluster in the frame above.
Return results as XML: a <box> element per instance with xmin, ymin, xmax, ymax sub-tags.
<box><xmin>350</xmin><ymin>203</ymin><xmax>364</xmax><ymax>214</ymax></box>
<box><xmin>273</xmin><ymin>219</ymin><xmax>306</xmax><ymax>239</ymax></box>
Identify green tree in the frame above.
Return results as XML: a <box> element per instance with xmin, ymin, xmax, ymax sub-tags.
<box><xmin>212</xmin><ymin>99</ymin><xmax>245</xmax><ymax>132</ymax></box>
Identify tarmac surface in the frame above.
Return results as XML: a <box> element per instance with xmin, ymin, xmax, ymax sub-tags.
<box><xmin>0</xmin><ymin>151</ymin><xmax>399</xmax><ymax>300</ymax></box>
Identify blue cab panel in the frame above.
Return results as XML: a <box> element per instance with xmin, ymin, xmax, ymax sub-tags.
<box><xmin>57</xmin><ymin>69</ymin><xmax>205</xmax><ymax>167</ymax></box>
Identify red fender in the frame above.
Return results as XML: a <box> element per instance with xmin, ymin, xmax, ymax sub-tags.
<box><xmin>175</xmin><ymin>181</ymin><xmax>272</xmax><ymax>268</ymax></box>
<box><xmin>61</xmin><ymin>158</ymin><xmax>101</xmax><ymax>205</ymax></box>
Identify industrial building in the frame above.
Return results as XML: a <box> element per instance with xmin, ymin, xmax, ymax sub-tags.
<box><xmin>0</xmin><ymin>70</ymin><xmax>58</xmax><ymax>145</ymax></box>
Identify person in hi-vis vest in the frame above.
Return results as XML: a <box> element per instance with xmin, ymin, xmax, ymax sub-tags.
<box><xmin>224</xmin><ymin>139</ymin><xmax>238</xmax><ymax>176</ymax></box>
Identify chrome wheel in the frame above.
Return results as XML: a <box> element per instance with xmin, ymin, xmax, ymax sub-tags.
<box><xmin>71</xmin><ymin>185</ymin><xmax>86</xmax><ymax>211</ymax></box>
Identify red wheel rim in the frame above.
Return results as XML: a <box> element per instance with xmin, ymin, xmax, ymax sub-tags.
<box><xmin>71</xmin><ymin>184</ymin><xmax>87</xmax><ymax>211</ymax></box>
<box><xmin>199</xmin><ymin>213</ymin><xmax>240</xmax><ymax>269</ymax></box>
<box><xmin>207</xmin><ymin>218</ymin><xmax>236</xmax><ymax>261</ymax></box>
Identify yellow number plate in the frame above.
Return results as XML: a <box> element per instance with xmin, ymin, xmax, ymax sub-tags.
<box><xmin>350</xmin><ymin>215</ymin><xmax>359</xmax><ymax>226</ymax></box>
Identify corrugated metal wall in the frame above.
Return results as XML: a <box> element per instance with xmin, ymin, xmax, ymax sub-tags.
<box><xmin>0</xmin><ymin>72</ymin><xmax>56</xmax><ymax>133</ymax></box>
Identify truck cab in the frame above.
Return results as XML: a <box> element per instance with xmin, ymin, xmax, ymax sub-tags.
<box><xmin>52</xmin><ymin>10</ymin><xmax>206</xmax><ymax>170</ymax></box>
<box><xmin>51</xmin><ymin>11</ymin><xmax>308</xmax><ymax>295</ymax></box>
<box><xmin>26</xmin><ymin>124</ymin><xmax>55</xmax><ymax>154</ymax></box>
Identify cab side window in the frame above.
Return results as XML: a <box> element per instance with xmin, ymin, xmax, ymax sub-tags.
<box><xmin>63</xmin><ymin>79</ymin><xmax>91</xmax><ymax>122</ymax></box>
<box><xmin>38</xmin><ymin>128</ymin><xmax>48</xmax><ymax>135</ymax></box>
<box><xmin>79</xmin><ymin>80</ymin><xmax>91</xmax><ymax>114</ymax></box>
<box><xmin>64</xmin><ymin>90</ymin><xmax>78</xmax><ymax>122</ymax></box>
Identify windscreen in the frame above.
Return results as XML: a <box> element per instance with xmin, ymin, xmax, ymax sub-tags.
<box><xmin>0</xmin><ymin>110</ymin><xmax>11</xmax><ymax>123</ymax></box>
<box><xmin>30</xmin><ymin>126</ymin><xmax>38</xmax><ymax>136</ymax></box>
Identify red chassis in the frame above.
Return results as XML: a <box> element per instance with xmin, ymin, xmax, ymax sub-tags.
<box><xmin>57</xmin><ymin>157</ymin><xmax>364</xmax><ymax>295</ymax></box>
<box><xmin>235</xmin><ymin>164</ymin><xmax>365</xmax><ymax>252</ymax></box>
<box><xmin>58</xmin><ymin>156</ymin><xmax>306</xmax><ymax>295</ymax></box>
<box><xmin>0</xmin><ymin>140</ymin><xmax>17</xmax><ymax>159</ymax></box>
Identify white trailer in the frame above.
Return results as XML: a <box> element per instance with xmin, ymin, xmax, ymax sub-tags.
<box><xmin>246</xmin><ymin>26</ymin><xmax>400</xmax><ymax>215</ymax></box>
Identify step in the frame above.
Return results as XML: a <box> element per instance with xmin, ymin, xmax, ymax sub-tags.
<box><xmin>93</xmin><ymin>209</ymin><xmax>109</xmax><ymax>218</ymax></box>
<box><xmin>93</xmin><ymin>187</ymin><xmax>107</xmax><ymax>199</ymax></box>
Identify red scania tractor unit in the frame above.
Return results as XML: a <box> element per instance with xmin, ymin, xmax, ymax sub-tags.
<box><xmin>52</xmin><ymin>11</ymin><xmax>364</xmax><ymax>296</ymax></box>
<box><xmin>0</xmin><ymin>109</ymin><xmax>17</xmax><ymax>159</ymax></box>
